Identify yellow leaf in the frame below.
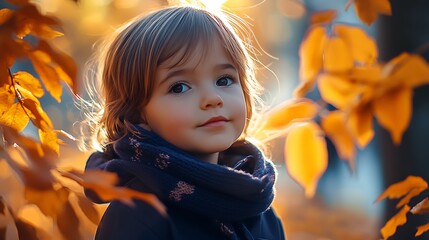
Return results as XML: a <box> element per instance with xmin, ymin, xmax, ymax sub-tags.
<box><xmin>29</xmin><ymin>51</ymin><xmax>62</xmax><ymax>102</ymax></box>
<box><xmin>388</xmin><ymin>54</ymin><xmax>429</xmax><ymax>88</ymax></box>
<box><xmin>352</xmin><ymin>0</ymin><xmax>392</xmax><ymax>25</ymax></box>
<box><xmin>13</xmin><ymin>71</ymin><xmax>44</xmax><ymax>98</ymax></box>
<box><xmin>0</xmin><ymin>84</ymin><xmax>14</xmax><ymax>115</ymax></box>
<box><xmin>415</xmin><ymin>223</ymin><xmax>429</xmax><ymax>237</ymax></box>
<box><xmin>347</xmin><ymin>103</ymin><xmax>374</xmax><ymax>148</ymax></box>
<box><xmin>0</xmin><ymin>8</ymin><xmax>14</xmax><ymax>25</ymax></box>
<box><xmin>57</xmin><ymin>201</ymin><xmax>81</xmax><ymax>240</ymax></box>
<box><xmin>61</xmin><ymin>169</ymin><xmax>166</xmax><ymax>215</ymax></box>
<box><xmin>318</xmin><ymin>74</ymin><xmax>358</xmax><ymax>109</ymax></box>
<box><xmin>321</xmin><ymin>111</ymin><xmax>355</xmax><ymax>169</ymax></box>
<box><xmin>381</xmin><ymin>205</ymin><xmax>409</xmax><ymax>240</ymax></box>
<box><xmin>285</xmin><ymin>122</ymin><xmax>328</xmax><ymax>198</ymax></box>
<box><xmin>24</xmin><ymin>187</ymin><xmax>69</xmax><ymax>217</ymax></box>
<box><xmin>38</xmin><ymin>40</ymin><xmax>77</xmax><ymax>92</ymax></box>
<box><xmin>323</xmin><ymin>37</ymin><xmax>354</xmax><ymax>73</ymax></box>
<box><xmin>262</xmin><ymin>98</ymin><xmax>318</xmax><ymax>130</ymax></box>
<box><xmin>39</xmin><ymin>129</ymin><xmax>59</xmax><ymax>154</ymax></box>
<box><xmin>310</xmin><ymin>10</ymin><xmax>337</xmax><ymax>25</ymax></box>
<box><xmin>411</xmin><ymin>198</ymin><xmax>429</xmax><ymax>215</ymax></box>
<box><xmin>397</xmin><ymin>188</ymin><xmax>426</xmax><ymax>209</ymax></box>
<box><xmin>0</xmin><ymin>102</ymin><xmax>30</xmax><ymax>132</ymax></box>
<box><xmin>299</xmin><ymin>26</ymin><xmax>328</xmax><ymax>84</ymax></box>
<box><xmin>376</xmin><ymin>176</ymin><xmax>428</xmax><ymax>202</ymax></box>
<box><xmin>373</xmin><ymin>87</ymin><xmax>412</xmax><ymax>145</ymax></box>
<box><xmin>333</xmin><ymin>25</ymin><xmax>378</xmax><ymax>64</ymax></box>
<box><xmin>350</xmin><ymin>65</ymin><xmax>382</xmax><ymax>84</ymax></box>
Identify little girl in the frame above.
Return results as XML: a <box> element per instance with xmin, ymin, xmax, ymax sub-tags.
<box><xmin>82</xmin><ymin>4</ymin><xmax>285</xmax><ymax>240</ymax></box>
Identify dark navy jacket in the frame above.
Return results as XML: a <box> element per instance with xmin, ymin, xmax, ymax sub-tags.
<box><xmin>95</xmin><ymin>179</ymin><xmax>286</xmax><ymax>240</ymax></box>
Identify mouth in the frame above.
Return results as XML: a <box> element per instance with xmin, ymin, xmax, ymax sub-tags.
<box><xmin>199</xmin><ymin>116</ymin><xmax>229</xmax><ymax>127</ymax></box>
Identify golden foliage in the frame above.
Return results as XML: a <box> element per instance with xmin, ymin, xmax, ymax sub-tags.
<box><xmin>0</xmin><ymin>1</ymin><xmax>163</xmax><ymax>240</ymax></box>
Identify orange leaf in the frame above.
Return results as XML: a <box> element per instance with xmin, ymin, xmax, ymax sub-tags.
<box><xmin>318</xmin><ymin>74</ymin><xmax>358</xmax><ymax>109</ymax></box>
<box><xmin>262</xmin><ymin>98</ymin><xmax>318</xmax><ymax>130</ymax></box>
<box><xmin>38</xmin><ymin>40</ymin><xmax>77</xmax><ymax>92</ymax></box>
<box><xmin>333</xmin><ymin>25</ymin><xmax>378</xmax><ymax>64</ymax></box>
<box><xmin>373</xmin><ymin>87</ymin><xmax>412</xmax><ymax>145</ymax></box>
<box><xmin>310</xmin><ymin>10</ymin><xmax>337</xmax><ymax>25</ymax></box>
<box><xmin>17</xmin><ymin>85</ymin><xmax>53</xmax><ymax>131</ymax></box>
<box><xmin>299</xmin><ymin>26</ymin><xmax>328</xmax><ymax>86</ymax></box>
<box><xmin>56</xmin><ymin>201</ymin><xmax>81</xmax><ymax>240</ymax></box>
<box><xmin>347</xmin><ymin>103</ymin><xmax>374</xmax><ymax>148</ymax></box>
<box><xmin>323</xmin><ymin>37</ymin><xmax>354</xmax><ymax>73</ymax></box>
<box><xmin>397</xmin><ymin>188</ymin><xmax>426</xmax><ymax>208</ymax></box>
<box><xmin>350</xmin><ymin>65</ymin><xmax>382</xmax><ymax>84</ymax></box>
<box><xmin>352</xmin><ymin>0</ymin><xmax>392</xmax><ymax>25</ymax></box>
<box><xmin>388</xmin><ymin>53</ymin><xmax>429</xmax><ymax>88</ymax></box>
<box><xmin>415</xmin><ymin>223</ymin><xmax>429</xmax><ymax>237</ymax></box>
<box><xmin>381</xmin><ymin>205</ymin><xmax>410</xmax><ymax>240</ymax></box>
<box><xmin>0</xmin><ymin>84</ymin><xmax>14</xmax><ymax>115</ymax></box>
<box><xmin>38</xmin><ymin>129</ymin><xmax>59</xmax><ymax>155</ymax></box>
<box><xmin>29</xmin><ymin>51</ymin><xmax>62</xmax><ymax>102</ymax></box>
<box><xmin>13</xmin><ymin>71</ymin><xmax>44</xmax><ymax>98</ymax></box>
<box><xmin>60</xmin><ymin>169</ymin><xmax>166</xmax><ymax>215</ymax></box>
<box><xmin>76</xmin><ymin>194</ymin><xmax>100</xmax><ymax>225</ymax></box>
<box><xmin>321</xmin><ymin>111</ymin><xmax>355</xmax><ymax>168</ymax></box>
<box><xmin>0</xmin><ymin>8</ymin><xmax>14</xmax><ymax>25</ymax></box>
<box><xmin>411</xmin><ymin>198</ymin><xmax>429</xmax><ymax>215</ymax></box>
<box><xmin>24</xmin><ymin>187</ymin><xmax>69</xmax><ymax>217</ymax></box>
<box><xmin>376</xmin><ymin>176</ymin><xmax>428</xmax><ymax>202</ymax></box>
<box><xmin>0</xmin><ymin>102</ymin><xmax>30</xmax><ymax>132</ymax></box>
<box><xmin>285</xmin><ymin>122</ymin><xmax>328</xmax><ymax>198</ymax></box>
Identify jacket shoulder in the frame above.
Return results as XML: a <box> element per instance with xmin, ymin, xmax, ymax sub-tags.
<box><xmin>95</xmin><ymin>199</ymin><xmax>173</xmax><ymax>240</ymax></box>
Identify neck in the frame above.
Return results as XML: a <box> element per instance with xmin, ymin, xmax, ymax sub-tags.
<box><xmin>192</xmin><ymin>152</ymin><xmax>219</xmax><ymax>164</ymax></box>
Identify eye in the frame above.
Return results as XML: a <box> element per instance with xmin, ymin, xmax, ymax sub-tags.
<box><xmin>169</xmin><ymin>82</ymin><xmax>191</xmax><ymax>94</ymax></box>
<box><xmin>216</xmin><ymin>75</ymin><xmax>235</xmax><ymax>86</ymax></box>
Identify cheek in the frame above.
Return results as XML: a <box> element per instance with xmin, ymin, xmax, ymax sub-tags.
<box><xmin>144</xmin><ymin>98</ymin><xmax>193</xmax><ymax>132</ymax></box>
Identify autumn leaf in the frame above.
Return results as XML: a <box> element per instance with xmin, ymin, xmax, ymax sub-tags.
<box><xmin>29</xmin><ymin>51</ymin><xmax>62</xmax><ymax>102</ymax></box>
<box><xmin>347</xmin><ymin>0</ymin><xmax>392</xmax><ymax>26</ymax></box>
<box><xmin>261</xmin><ymin>98</ymin><xmax>318</xmax><ymax>130</ymax></box>
<box><xmin>381</xmin><ymin>205</ymin><xmax>410</xmax><ymax>240</ymax></box>
<box><xmin>24</xmin><ymin>187</ymin><xmax>69</xmax><ymax>218</ymax></box>
<box><xmin>373</xmin><ymin>86</ymin><xmax>412</xmax><ymax>145</ymax></box>
<box><xmin>60</xmin><ymin>169</ymin><xmax>166</xmax><ymax>215</ymax></box>
<box><xmin>323</xmin><ymin>37</ymin><xmax>354</xmax><ymax>73</ymax></box>
<box><xmin>411</xmin><ymin>198</ymin><xmax>429</xmax><ymax>215</ymax></box>
<box><xmin>0</xmin><ymin>84</ymin><xmax>14</xmax><ymax>115</ymax></box>
<box><xmin>347</xmin><ymin>103</ymin><xmax>374</xmax><ymax>148</ymax></box>
<box><xmin>318</xmin><ymin>74</ymin><xmax>359</xmax><ymax>109</ymax></box>
<box><xmin>376</xmin><ymin>176</ymin><xmax>428</xmax><ymax>203</ymax></box>
<box><xmin>0</xmin><ymin>102</ymin><xmax>30</xmax><ymax>132</ymax></box>
<box><xmin>56</xmin><ymin>201</ymin><xmax>81</xmax><ymax>240</ymax></box>
<box><xmin>321</xmin><ymin>111</ymin><xmax>356</xmax><ymax>168</ymax></box>
<box><xmin>0</xmin><ymin>8</ymin><xmax>14</xmax><ymax>25</ymax></box>
<box><xmin>385</xmin><ymin>53</ymin><xmax>429</xmax><ymax>89</ymax></box>
<box><xmin>296</xmin><ymin>26</ymin><xmax>328</xmax><ymax>97</ymax></box>
<box><xmin>39</xmin><ymin>129</ymin><xmax>59</xmax><ymax>154</ymax></box>
<box><xmin>415</xmin><ymin>223</ymin><xmax>429</xmax><ymax>237</ymax></box>
<box><xmin>333</xmin><ymin>25</ymin><xmax>378</xmax><ymax>64</ymax></box>
<box><xmin>14</xmin><ymin>4</ymin><xmax>62</xmax><ymax>39</ymax></box>
<box><xmin>13</xmin><ymin>71</ymin><xmax>44</xmax><ymax>98</ymax></box>
<box><xmin>76</xmin><ymin>194</ymin><xmax>100</xmax><ymax>225</ymax></box>
<box><xmin>285</xmin><ymin>122</ymin><xmax>328</xmax><ymax>198</ymax></box>
<box><xmin>310</xmin><ymin>10</ymin><xmax>337</xmax><ymax>25</ymax></box>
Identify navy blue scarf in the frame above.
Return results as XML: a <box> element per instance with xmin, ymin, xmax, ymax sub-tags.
<box><xmin>86</xmin><ymin>125</ymin><xmax>277</xmax><ymax>238</ymax></box>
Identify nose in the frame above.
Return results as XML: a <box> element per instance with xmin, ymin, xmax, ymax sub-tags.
<box><xmin>200</xmin><ymin>88</ymin><xmax>223</xmax><ymax>110</ymax></box>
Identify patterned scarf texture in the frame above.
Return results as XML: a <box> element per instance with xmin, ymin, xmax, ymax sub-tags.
<box><xmin>86</xmin><ymin>125</ymin><xmax>277</xmax><ymax>239</ymax></box>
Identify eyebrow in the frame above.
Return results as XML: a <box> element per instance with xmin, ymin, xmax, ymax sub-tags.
<box><xmin>159</xmin><ymin>63</ymin><xmax>237</xmax><ymax>86</ymax></box>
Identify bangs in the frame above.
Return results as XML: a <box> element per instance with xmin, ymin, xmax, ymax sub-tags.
<box><xmin>156</xmin><ymin>8</ymin><xmax>238</xmax><ymax>69</ymax></box>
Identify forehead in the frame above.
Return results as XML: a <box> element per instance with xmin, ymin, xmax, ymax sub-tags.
<box><xmin>158</xmin><ymin>38</ymin><xmax>232</xmax><ymax>71</ymax></box>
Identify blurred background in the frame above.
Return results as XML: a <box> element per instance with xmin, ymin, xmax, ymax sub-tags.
<box><xmin>2</xmin><ymin>0</ymin><xmax>429</xmax><ymax>239</ymax></box>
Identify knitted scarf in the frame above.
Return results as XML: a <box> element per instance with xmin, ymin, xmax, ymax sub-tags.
<box><xmin>86</xmin><ymin>125</ymin><xmax>277</xmax><ymax>239</ymax></box>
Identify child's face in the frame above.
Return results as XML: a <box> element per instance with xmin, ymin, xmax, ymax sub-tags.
<box><xmin>141</xmin><ymin>39</ymin><xmax>246</xmax><ymax>164</ymax></box>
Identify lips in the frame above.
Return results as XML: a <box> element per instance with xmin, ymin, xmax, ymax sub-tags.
<box><xmin>199</xmin><ymin>116</ymin><xmax>229</xmax><ymax>127</ymax></box>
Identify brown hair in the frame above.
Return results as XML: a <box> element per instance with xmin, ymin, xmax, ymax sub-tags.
<box><xmin>79</xmin><ymin>5</ymin><xmax>264</xmax><ymax>152</ymax></box>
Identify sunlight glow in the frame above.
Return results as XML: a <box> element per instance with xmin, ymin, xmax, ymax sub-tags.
<box><xmin>199</xmin><ymin>0</ymin><xmax>228</xmax><ymax>11</ymax></box>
